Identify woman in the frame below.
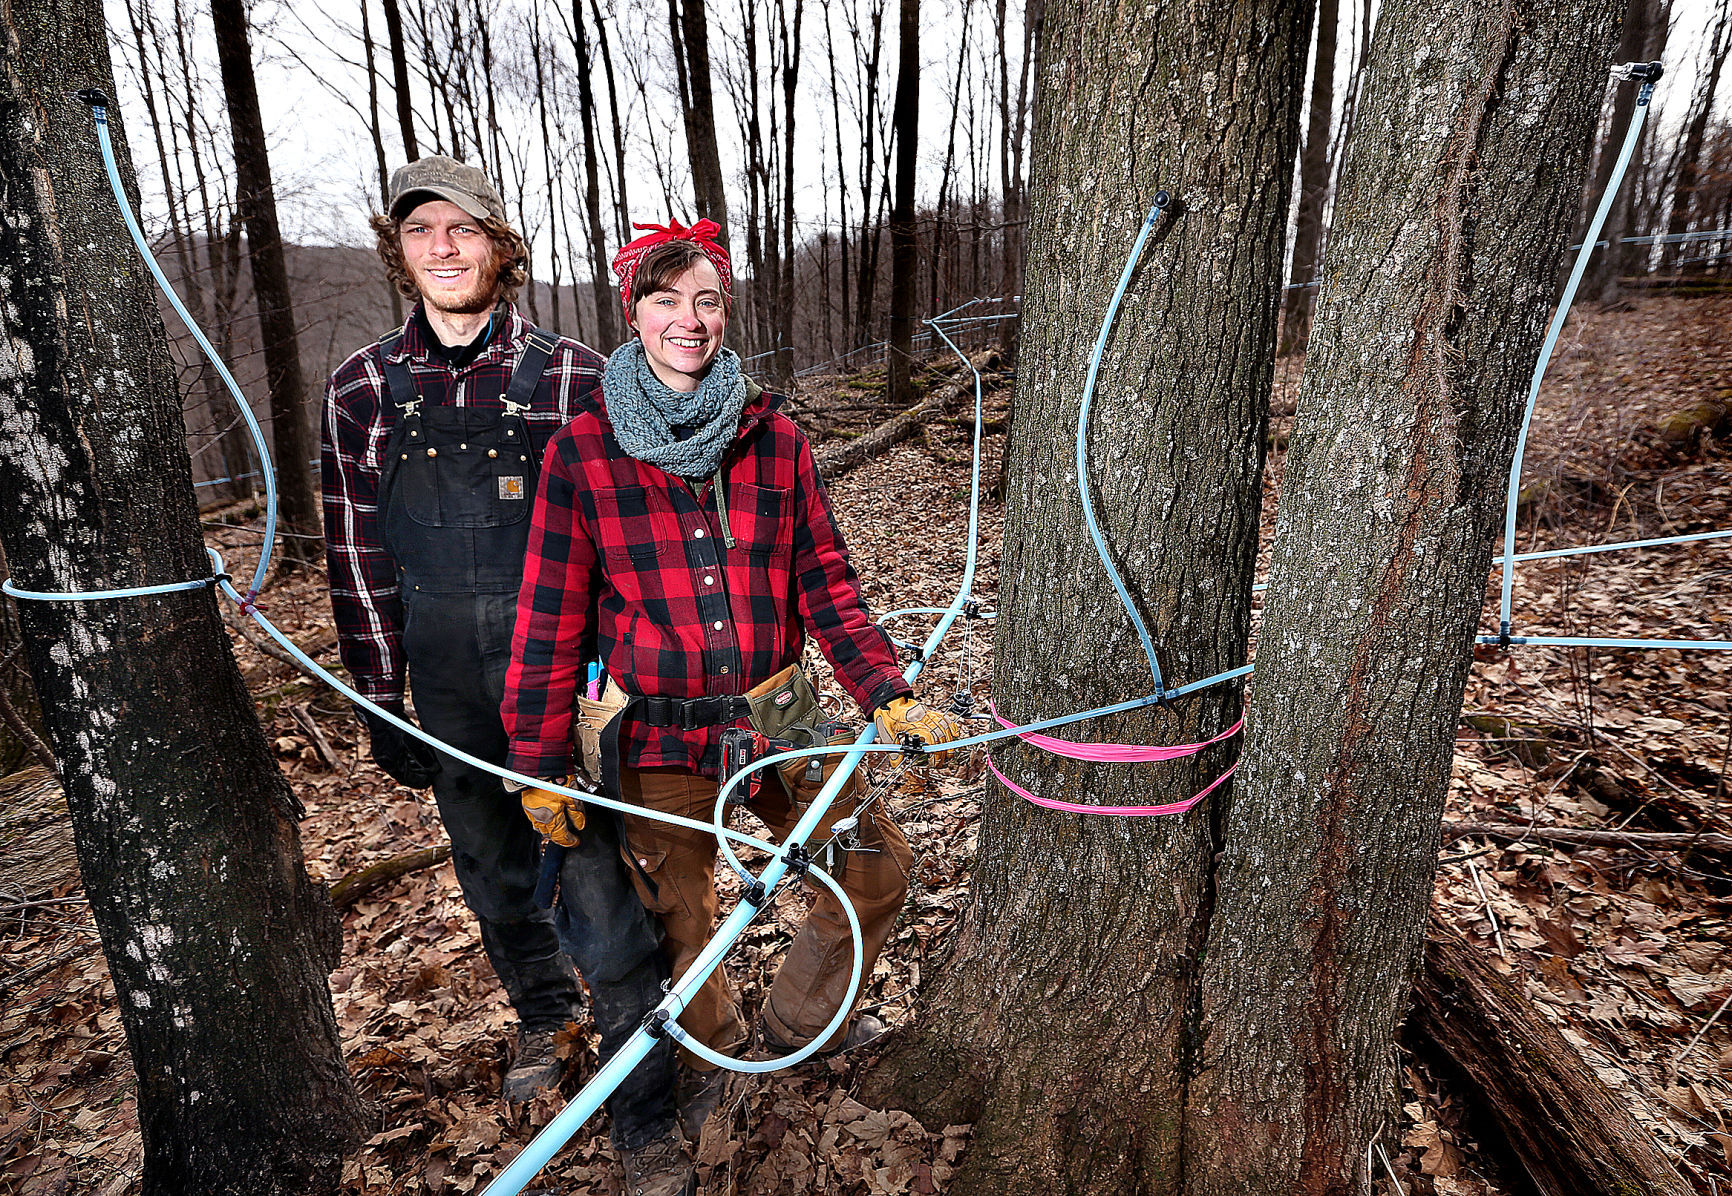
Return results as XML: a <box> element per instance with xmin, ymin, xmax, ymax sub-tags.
<box><xmin>500</xmin><ymin>219</ymin><xmax>960</xmax><ymax>1157</ymax></box>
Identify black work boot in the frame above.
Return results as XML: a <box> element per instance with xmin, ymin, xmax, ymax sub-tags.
<box><xmin>502</xmin><ymin>1025</ymin><xmax>564</xmax><ymax>1103</ymax></box>
<box><xmin>618</xmin><ymin>1126</ymin><xmax>696</xmax><ymax>1196</ymax></box>
<box><xmin>675</xmin><ymin>1063</ymin><xmax>729</xmax><ymax>1140</ymax></box>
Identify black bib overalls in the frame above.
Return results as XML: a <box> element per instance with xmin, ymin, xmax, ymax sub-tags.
<box><xmin>375</xmin><ymin>327</ymin><xmax>674</xmax><ymax>1147</ymax></box>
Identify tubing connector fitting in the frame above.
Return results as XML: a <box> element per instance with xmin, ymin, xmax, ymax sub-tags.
<box><xmin>782</xmin><ymin>844</ymin><xmax>813</xmax><ymax>882</ymax></box>
<box><xmin>1612</xmin><ymin>60</ymin><xmax>1664</xmax><ymax>83</ymax></box>
<box><xmin>741</xmin><ymin>878</ymin><xmax>769</xmax><ymax>907</ymax></box>
<box><xmin>74</xmin><ymin>88</ymin><xmax>111</xmax><ymax>110</ymax></box>
<box><xmin>1497</xmin><ymin>620</ymin><xmax>1512</xmax><ymax>648</ymax></box>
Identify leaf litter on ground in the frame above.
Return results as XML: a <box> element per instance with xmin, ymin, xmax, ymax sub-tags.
<box><xmin>4</xmin><ymin>297</ymin><xmax>1731</xmax><ymax>1194</ymax></box>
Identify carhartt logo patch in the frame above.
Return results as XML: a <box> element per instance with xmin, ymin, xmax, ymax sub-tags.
<box><xmin>499</xmin><ymin>476</ymin><xmax>526</xmax><ymax>500</ymax></box>
<box><xmin>774</xmin><ymin>690</ymin><xmax>795</xmax><ymax>709</ymax></box>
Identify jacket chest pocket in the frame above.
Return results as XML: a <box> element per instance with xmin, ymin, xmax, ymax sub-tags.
<box><xmin>593</xmin><ymin>485</ymin><xmax>677</xmax><ymax>567</ymax></box>
<box><xmin>730</xmin><ymin>483</ymin><xmax>792</xmax><ymax>562</ymax></box>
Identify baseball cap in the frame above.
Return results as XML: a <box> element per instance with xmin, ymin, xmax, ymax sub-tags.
<box><xmin>387</xmin><ymin>155</ymin><xmax>507</xmax><ymax>223</ymax></box>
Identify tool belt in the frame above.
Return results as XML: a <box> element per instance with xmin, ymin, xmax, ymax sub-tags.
<box><xmin>588</xmin><ymin>663</ymin><xmax>849</xmax><ymax>805</ymax></box>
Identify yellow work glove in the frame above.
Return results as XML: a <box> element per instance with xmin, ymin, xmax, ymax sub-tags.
<box><xmin>874</xmin><ymin>697</ymin><xmax>964</xmax><ymax>765</ymax></box>
<box><xmin>520</xmin><ymin>781</ymin><xmax>585</xmax><ymax>848</ymax></box>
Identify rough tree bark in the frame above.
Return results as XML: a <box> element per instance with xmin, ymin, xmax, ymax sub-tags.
<box><xmin>886</xmin><ymin>0</ymin><xmax>919</xmax><ymax>406</ymax></box>
<box><xmin>210</xmin><ymin>0</ymin><xmax>321</xmax><ymax>563</ymax></box>
<box><xmin>859</xmin><ymin>0</ymin><xmax>1312</xmax><ymax>1188</ymax></box>
<box><xmin>0</xmin><ymin>8</ymin><xmax>366</xmax><ymax>1193</ymax></box>
<box><xmin>1183</xmin><ymin>0</ymin><xmax>1625</xmax><ymax>1189</ymax></box>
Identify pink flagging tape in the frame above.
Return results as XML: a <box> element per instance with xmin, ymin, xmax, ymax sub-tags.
<box><xmin>987</xmin><ymin>754</ymin><xmax>1239</xmax><ymax>817</ymax></box>
<box><xmin>988</xmin><ymin>701</ymin><xmax>1244</xmax><ymax>762</ymax></box>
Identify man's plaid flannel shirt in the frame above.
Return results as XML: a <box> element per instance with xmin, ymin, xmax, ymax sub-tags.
<box><xmin>501</xmin><ymin>388</ymin><xmax>912</xmax><ymax>779</ymax></box>
<box><xmin>322</xmin><ymin>303</ymin><xmax>606</xmax><ymax>704</ymax></box>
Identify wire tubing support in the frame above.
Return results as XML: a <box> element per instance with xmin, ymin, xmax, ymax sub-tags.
<box><xmin>1510</xmin><ymin>526</ymin><xmax>1732</xmax><ymax>563</ymax></box>
<box><xmin>1076</xmin><ymin>195</ymin><xmax>1171</xmax><ymax>691</ymax></box>
<box><xmin>87</xmin><ymin>98</ymin><xmax>279</xmax><ymax>602</ymax></box>
<box><xmin>1495</xmin><ymin>70</ymin><xmax>1657</xmax><ymax>640</ymax></box>
<box><xmin>1476</xmin><ymin>634</ymin><xmax>1732</xmax><ymax>650</ymax></box>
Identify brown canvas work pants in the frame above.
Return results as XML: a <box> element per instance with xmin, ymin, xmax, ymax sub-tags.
<box><xmin>618</xmin><ymin>765</ymin><xmax>913</xmax><ymax>1068</ymax></box>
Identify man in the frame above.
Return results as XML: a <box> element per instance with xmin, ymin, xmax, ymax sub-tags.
<box><xmin>321</xmin><ymin>156</ymin><xmax>685</xmax><ymax>1191</ymax></box>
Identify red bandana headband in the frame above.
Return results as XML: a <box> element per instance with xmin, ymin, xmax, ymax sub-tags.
<box><xmin>610</xmin><ymin>219</ymin><xmax>732</xmax><ymax>318</ymax></box>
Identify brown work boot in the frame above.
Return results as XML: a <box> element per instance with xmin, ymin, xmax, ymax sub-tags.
<box><xmin>758</xmin><ymin>1011</ymin><xmax>888</xmax><ymax>1060</ymax></box>
<box><xmin>618</xmin><ymin>1127</ymin><xmax>696</xmax><ymax>1196</ymax></box>
<box><xmin>675</xmin><ymin>1063</ymin><xmax>729</xmax><ymax>1140</ymax></box>
<box><xmin>501</xmin><ymin>1026</ymin><xmax>563</xmax><ymax>1103</ymax></box>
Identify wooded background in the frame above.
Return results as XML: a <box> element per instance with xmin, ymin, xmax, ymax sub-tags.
<box><xmin>93</xmin><ymin>0</ymin><xmax>1732</xmax><ymax>500</ymax></box>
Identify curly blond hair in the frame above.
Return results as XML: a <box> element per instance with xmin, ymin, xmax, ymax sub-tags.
<box><xmin>369</xmin><ymin>211</ymin><xmax>529</xmax><ymax>306</ymax></box>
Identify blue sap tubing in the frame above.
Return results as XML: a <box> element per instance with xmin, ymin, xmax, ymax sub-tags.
<box><xmin>1495</xmin><ymin>69</ymin><xmax>1658</xmax><ymax>635</ymax></box>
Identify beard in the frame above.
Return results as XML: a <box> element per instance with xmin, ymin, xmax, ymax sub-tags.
<box><xmin>414</xmin><ymin>243</ymin><xmax>503</xmax><ymax>315</ymax></box>
<box><xmin>429</xmin><ymin>284</ymin><xmax>500</xmax><ymax>315</ymax></box>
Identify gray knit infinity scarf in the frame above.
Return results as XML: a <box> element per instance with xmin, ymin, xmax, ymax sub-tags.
<box><xmin>602</xmin><ymin>339</ymin><xmax>748</xmax><ymax>478</ymax></box>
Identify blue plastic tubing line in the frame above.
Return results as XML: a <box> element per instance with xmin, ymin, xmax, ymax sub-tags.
<box><xmin>93</xmin><ymin>105</ymin><xmax>279</xmax><ymax>600</ymax></box>
<box><xmin>1077</xmin><ymin>197</ymin><xmax>1170</xmax><ymax>692</ymax></box>
<box><xmin>1496</xmin><ymin>77</ymin><xmax>1655</xmax><ymax>634</ymax></box>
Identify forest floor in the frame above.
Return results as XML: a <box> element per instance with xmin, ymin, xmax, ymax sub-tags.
<box><xmin>3</xmin><ymin>293</ymin><xmax>1730</xmax><ymax>1196</ymax></box>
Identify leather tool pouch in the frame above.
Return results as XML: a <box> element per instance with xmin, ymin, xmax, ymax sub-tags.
<box><xmin>575</xmin><ymin>678</ymin><xmax>630</xmax><ymax>784</ymax></box>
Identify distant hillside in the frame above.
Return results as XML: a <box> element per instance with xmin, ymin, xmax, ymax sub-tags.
<box><xmin>158</xmin><ymin>239</ymin><xmax>605</xmax><ymax>498</ymax></box>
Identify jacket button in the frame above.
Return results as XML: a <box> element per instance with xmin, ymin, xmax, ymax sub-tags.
<box><xmin>520</xmin><ymin>455</ymin><xmax>527</xmax><ymax>462</ymax></box>
<box><xmin>712</xmin><ymin>620</ymin><xmax>723</xmax><ymax>630</ymax></box>
<box><xmin>704</xmin><ymin>575</ymin><xmax>715</xmax><ymax>585</ymax></box>
<box><xmin>488</xmin><ymin>449</ymin><xmax>499</xmax><ymax>458</ymax></box>
<box><xmin>694</xmin><ymin>528</ymin><xmax>705</xmax><ymax>538</ymax></box>
<box><xmin>460</xmin><ymin>443</ymin><xmax>468</xmax><ymax>450</ymax></box>
<box><xmin>400</xmin><ymin>453</ymin><xmax>408</xmax><ymax>460</ymax></box>
<box><xmin>426</xmin><ymin>448</ymin><xmax>437</xmax><ymax>457</ymax></box>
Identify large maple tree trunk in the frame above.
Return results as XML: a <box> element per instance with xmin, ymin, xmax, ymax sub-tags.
<box><xmin>0</xmin><ymin>6</ymin><xmax>365</xmax><ymax>1193</ymax></box>
<box><xmin>860</xmin><ymin>0</ymin><xmax>1311</xmax><ymax>1188</ymax></box>
<box><xmin>1184</xmin><ymin>0</ymin><xmax>1623</xmax><ymax>1189</ymax></box>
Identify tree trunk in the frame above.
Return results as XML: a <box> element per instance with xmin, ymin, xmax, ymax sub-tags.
<box><xmin>361</xmin><ymin>0</ymin><xmax>405</xmax><ymax>324</ymax></box>
<box><xmin>859</xmin><ymin>0</ymin><xmax>1311</xmax><ymax>1188</ymax></box>
<box><xmin>673</xmin><ymin>0</ymin><xmax>730</xmax><ymax>237</ymax></box>
<box><xmin>0</xmin><ymin>8</ymin><xmax>366</xmax><ymax>1194</ymax></box>
<box><xmin>886</xmin><ymin>0</ymin><xmax>920</xmax><ymax>405</ymax></box>
<box><xmin>1280</xmin><ymin>0</ymin><xmax>1339</xmax><ymax>352</ymax></box>
<box><xmin>210</xmin><ymin>0</ymin><xmax>321</xmax><ymax>565</ymax></box>
<box><xmin>381</xmin><ymin>0</ymin><xmax>420</xmax><ymax>158</ymax></box>
<box><xmin>1411</xmin><ymin>917</ymin><xmax>1691</xmax><ymax>1196</ymax></box>
<box><xmin>572</xmin><ymin>0</ymin><xmax>619</xmax><ymax>348</ymax></box>
<box><xmin>776</xmin><ymin>0</ymin><xmax>804</xmax><ymax>388</ymax></box>
<box><xmin>1184</xmin><ymin>0</ymin><xmax>1623</xmax><ymax>1188</ymax></box>
<box><xmin>1584</xmin><ymin>0</ymin><xmax>1670</xmax><ymax>301</ymax></box>
<box><xmin>1661</xmin><ymin>0</ymin><xmax>1731</xmax><ymax>270</ymax></box>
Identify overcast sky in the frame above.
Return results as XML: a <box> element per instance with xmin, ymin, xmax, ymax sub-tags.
<box><xmin>102</xmin><ymin>0</ymin><xmax>1726</xmax><ymax>279</ymax></box>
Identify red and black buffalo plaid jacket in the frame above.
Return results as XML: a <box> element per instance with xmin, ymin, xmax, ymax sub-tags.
<box><xmin>501</xmin><ymin>387</ymin><xmax>912</xmax><ymax>779</ymax></box>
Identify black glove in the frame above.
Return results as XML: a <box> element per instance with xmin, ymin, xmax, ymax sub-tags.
<box><xmin>357</xmin><ymin>700</ymin><xmax>442</xmax><ymax>789</ymax></box>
